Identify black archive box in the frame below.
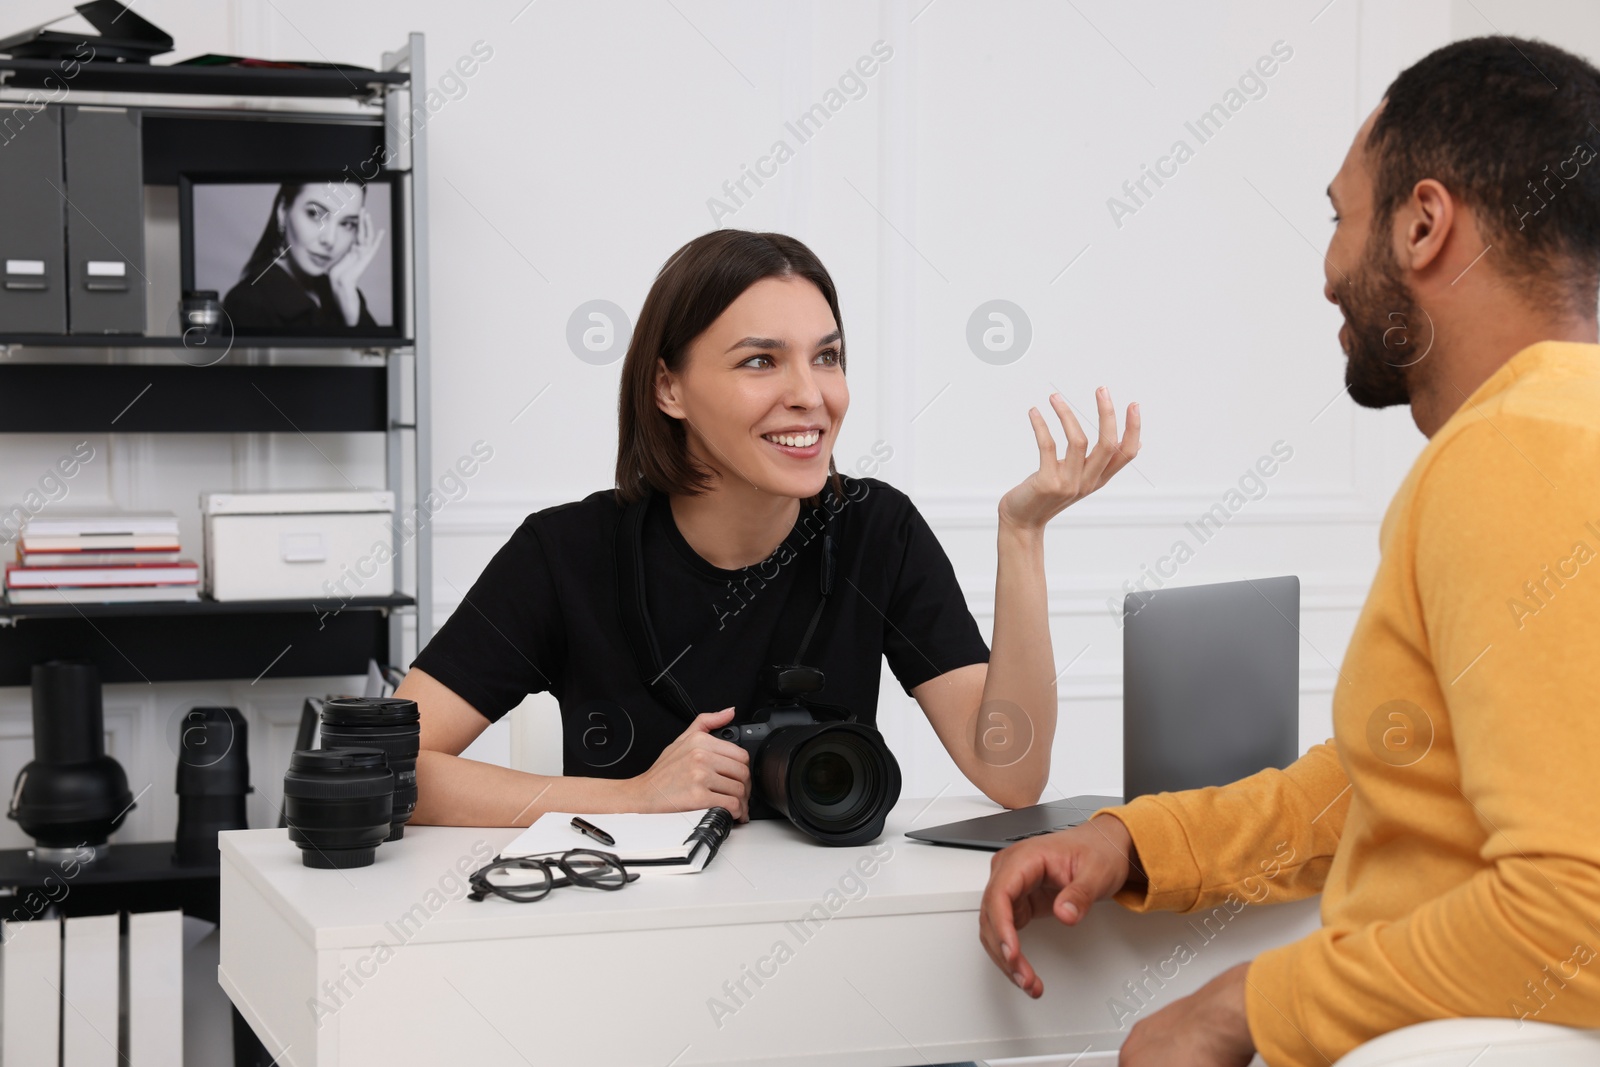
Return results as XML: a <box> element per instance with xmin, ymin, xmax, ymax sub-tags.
<box><xmin>0</xmin><ymin>105</ymin><xmax>68</xmax><ymax>334</ymax></box>
<box><xmin>62</xmin><ymin>104</ymin><xmax>145</xmax><ymax>335</ymax></box>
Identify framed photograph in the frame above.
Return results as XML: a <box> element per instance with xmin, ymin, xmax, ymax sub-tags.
<box><xmin>179</xmin><ymin>172</ymin><xmax>406</xmax><ymax>340</ymax></box>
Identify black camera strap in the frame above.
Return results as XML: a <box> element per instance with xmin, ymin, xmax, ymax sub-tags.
<box><xmin>615</xmin><ymin>489</ymin><xmax>839</xmax><ymax>726</ymax></box>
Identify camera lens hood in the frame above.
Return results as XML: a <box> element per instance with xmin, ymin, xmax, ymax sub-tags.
<box><xmin>757</xmin><ymin>721</ymin><xmax>901</xmax><ymax>846</ymax></box>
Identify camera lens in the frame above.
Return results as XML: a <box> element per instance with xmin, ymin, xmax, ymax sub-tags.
<box><xmin>757</xmin><ymin>723</ymin><xmax>901</xmax><ymax>846</ymax></box>
<box><xmin>173</xmin><ymin>705</ymin><xmax>252</xmax><ymax>865</ymax></box>
<box><xmin>282</xmin><ymin>748</ymin><xmax>393</xmax><ymax>869</ymax></box>
<box><xmin>792</xmin><ymin>734</ymin><xmax>877</xmax><ymax>827</ymax></box>
<box><xmin>802</xmin><ymin>748</ymin><xmax>857</xmax><ymax>807</ymax></box>
<box><xmin>318</xmin><ymin>697</ymin><xmax>419</xmax><ymax>841</ymax></box>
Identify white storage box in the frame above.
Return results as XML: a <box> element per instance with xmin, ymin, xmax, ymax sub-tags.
<box><xmin>201</xmin><ymin>490</ymin><xmax>396</xmax><ymax>601</ymax></box>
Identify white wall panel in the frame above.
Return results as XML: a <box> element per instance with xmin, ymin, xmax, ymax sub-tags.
<box><xmin>2</xmin><ymin>0</ymin><xmax>1597</xmax><ymax>832</ymax></box>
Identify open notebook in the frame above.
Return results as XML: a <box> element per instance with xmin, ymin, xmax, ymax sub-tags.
<box><xmin>501</xmin><ymin>808</ymin><xmax>733</xmax><ymax>874</ymax></box>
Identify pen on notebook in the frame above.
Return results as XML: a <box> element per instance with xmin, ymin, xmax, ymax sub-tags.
<box><xmin>570</xmin><ymin>816</ymin><xmax>615</xmax><ymax>847</ymax></box>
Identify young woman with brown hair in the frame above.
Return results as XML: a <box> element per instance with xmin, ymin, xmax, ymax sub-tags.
<box><xmin>402</xmin><ymin>229</ymin><xmax>1138</xmax><ymax>835</ymax></box>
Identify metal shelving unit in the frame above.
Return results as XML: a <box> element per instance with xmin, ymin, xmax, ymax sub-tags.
<box><xmin>0</xmin><ymin>55</ymin><xmax>409</xmax><ymax>98</ymax></box>
<box><xmin>0</xmin><ymin>32</ymin><xmax>434</xmax><ymax>684</ymax></box>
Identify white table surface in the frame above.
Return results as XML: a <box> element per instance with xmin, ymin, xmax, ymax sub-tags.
<box><xmin>220</xmin><ymin>793</ymin><xmax>1321</xmax><ymax>1067</ymax></box>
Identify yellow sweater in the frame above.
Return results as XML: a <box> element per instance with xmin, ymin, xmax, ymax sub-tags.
<box><xmin>1097</xmin><ymin>341</ymin><xmax>1600</xmax><ymax>1067</ymax></box>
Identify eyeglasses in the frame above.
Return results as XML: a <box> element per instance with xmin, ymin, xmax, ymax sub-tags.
<box><xmin>467</xmin><ymin>848</ymin><xmax>639</xmax><ymax>903</ymax></box>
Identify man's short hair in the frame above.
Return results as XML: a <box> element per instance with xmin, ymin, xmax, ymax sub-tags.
<box><xmin>1369</xmin><ymin>36</ymin><xmax>1600</xmax><ymax>312</ymax></box>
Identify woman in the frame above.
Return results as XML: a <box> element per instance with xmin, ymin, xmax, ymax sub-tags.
<box><xmin>403</xmin><ymin>227</ymin><xmax>1138</xmax><ymax>829</ymax></box>
<box><xmin>402</xmin><ymin>230</ymin><xmax>1135</xmax><ymax>1067</ymax></box>
<box><xmin>223</xmin><ymin>180</ymin><xmax>386</xmax><ymax>331</ymax></box>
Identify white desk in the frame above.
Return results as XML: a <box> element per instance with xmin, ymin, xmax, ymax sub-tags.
<box><xmin>220</xmin><ymin>795</ymin><xmax>1320</xmax><ymax>1066</ymax></box>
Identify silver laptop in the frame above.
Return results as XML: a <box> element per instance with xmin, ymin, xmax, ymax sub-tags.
<box><xmin>905</xmin><ymin>575</ymin><xmax>1300</xmax><ymax>850</ymax></box>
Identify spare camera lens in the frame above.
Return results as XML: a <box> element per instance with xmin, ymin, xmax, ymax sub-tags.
<box><xmin>180</xmin><ymin>290</ymin><xmax>222</xmax><ymax>331</ymax></box>
<box><xmin>318</xmin><ymin>697</ymin><xmax>419</xmax><ymax>841</ymax></box>
<box><xmin>173</xmin><ymin>705</ymin><xmax>252</xmax><ymax>865</ymax></box>
<box><xmin>282</xmin><ymin>748</ymin><xmax>393</xmax><ymax>869</ymax></box>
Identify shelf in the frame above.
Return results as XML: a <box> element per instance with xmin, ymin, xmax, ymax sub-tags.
<box><xmin>0</xmin><ymin>57</ymin><xmax>407</xmax><ymax>99</ymax></box>
<box><xmin>0</xmin><ymin>31</ymin><xmax>433</xmax><ymax>688</ymax></box>
<box><xmin>0</xmin><ymin>592</ymin><xmax>413</xmax><ymax>620</ymax></box>
<box><xmin>0</xmin><ymin>335</ymin><xmax>411</xmax><ymax>349</ymax></box>
<box><xmin>0</xmin><ymin>363</ymin><xmax>389</xmax><ymax>432</ymax></box>
<box><xmin>0</xmin><ymin>595</ymin><xmax>413</xmax><ymax>686</ymax></box>
<box><xmin>0</xmin><ymin>841</ymin><xmax>219</xmax><ymax>923</ymax></box>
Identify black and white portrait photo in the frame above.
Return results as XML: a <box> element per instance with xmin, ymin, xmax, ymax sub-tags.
<box><xmin>184</xmin><ymin>176</ymin><xmax>398</xmax><ymax>335</ymax></box>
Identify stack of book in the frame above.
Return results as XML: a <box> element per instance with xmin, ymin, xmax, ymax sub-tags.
<box><xmin>4</xmin><ymin>510</ymin><xmax>200</xmax><ymax>605</ymax></box>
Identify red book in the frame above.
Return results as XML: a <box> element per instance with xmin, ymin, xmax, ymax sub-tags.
<box><xmin>4</xmin><ymin>560</ymin><xmax>200</xmax><ymax>589</ymax></box>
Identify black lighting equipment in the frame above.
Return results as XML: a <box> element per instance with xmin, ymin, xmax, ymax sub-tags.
<box><xmin>318</xmin><ymin>696</ymin><xmax>418</xmax><ymax>841</ymax></box>
<box><xmin>281</xmin><ymin>748</ymin><xmax>393</xmax><ymax>869</ymax></box>
<box><xmin>7</xmin><ymin>660</ymin><xmax>134</xmax><ymax>864</ymax></box>
<box><xmin>172</xmin><ymin>705</ymin><xmax>252</xmax><ymax>865</ymax></box>
<box><xmin>716</xmin><ymin>665</ymin><xmax>902</xmax><ymax>847</ymax></box>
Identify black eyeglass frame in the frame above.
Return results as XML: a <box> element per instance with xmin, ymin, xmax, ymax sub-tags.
<box><xmin>467</xmin><ymin>848</ymin><xmax>640</xmax><ymax>903</ymax></box>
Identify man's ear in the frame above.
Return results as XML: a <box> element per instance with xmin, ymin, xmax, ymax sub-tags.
<box><xmin>1400</xmin><ymin>177</ymin><xmax>1456</xmax><ymax>275</ymax></box>
<box><xmin>655</xmin><ymin>358</ymin><xmax>684</xmax><ymax>419</ymax></box>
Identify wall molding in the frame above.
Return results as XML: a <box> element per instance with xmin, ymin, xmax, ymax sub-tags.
<box><xmin>963</xmin><ymin>580</ymin><xmax>1370</xmax><ymax>620</ymax></box>
<box><xmin>427</xmin><ymin>487</ymin><xmax>1390</xmax><ymax>541</ymax></box>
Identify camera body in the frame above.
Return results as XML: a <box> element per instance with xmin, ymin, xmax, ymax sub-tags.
<box><xmin>716</xmin><ymin>665</ymin><xmax>901</xmax><ymax>847</ymax></box>
<box><xmin>716</xmin><ymin>665</ymin><xmax>838</xmax><ymax>749</ymax></box>
<box><xmin>718</xmin><ymin>705</ymin><xmax>826</xmax><ymax>749</ymax></box>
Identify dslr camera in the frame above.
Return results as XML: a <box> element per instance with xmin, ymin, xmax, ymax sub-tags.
<box><xmin>715</xmin><ymin>665</ymin><xmax>901</xmax><ymax>846</ymax></box>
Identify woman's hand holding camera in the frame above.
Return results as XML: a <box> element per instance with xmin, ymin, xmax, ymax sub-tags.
<box><xmin>998</xmin><ymin>387</ymin><xmax>1141</xmax><ymax>532</ymax></box>
<box><xmin>629</xmin><ymin>706</ymin><xmax>752</xmax><ymax>822</ymax></box>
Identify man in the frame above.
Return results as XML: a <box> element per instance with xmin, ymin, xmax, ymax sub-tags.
<box><xmin>978</xmin><ymin>35</ymin><xmax>1600</xmax><ymax>1067</ymax></box>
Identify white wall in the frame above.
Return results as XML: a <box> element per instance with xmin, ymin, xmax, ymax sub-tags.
<box><xmin>1</xmin><ymin>0</ymin><xmax>1596</xmax><ymax>843</ymax></box>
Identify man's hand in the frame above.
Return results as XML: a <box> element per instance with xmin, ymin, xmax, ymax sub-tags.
<box><xmin>978</xmin><ymin>813</ymin><xmax>1139</xmax><ymax>997</ymax></box>
<box><xmin>1118</xmin><ymin>962</ymin><xmax>1256</xmax><ymax>1066</ymax></box>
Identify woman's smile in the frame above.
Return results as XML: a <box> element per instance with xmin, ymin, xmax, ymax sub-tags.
<box><xmin>759</xmin><ymin>425</ymin><xmax>826</xmax><ymax>458</ymax></box>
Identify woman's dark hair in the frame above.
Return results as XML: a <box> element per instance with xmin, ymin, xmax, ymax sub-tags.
<box><xmin>237</xmin><ymin>180</ymin><xmax>366</xmax><ymax>286</ymax></box>
<box><xmin>1368</xmin><ymin>36</ymin><xmax>1600</xmax><ymax>311</ymax></box>
<box><xmin>615</xmin><ymin>230</ymin><xmax>846</xmax><ymax>504</ymax></box>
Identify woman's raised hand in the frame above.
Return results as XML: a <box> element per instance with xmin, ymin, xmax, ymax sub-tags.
<box><xmin>998</xmin><ymin>387</ymin><xmax>1140</xmax><ymax>532</ymax></box>
<box><xmin>629</xmin><ymin>706</ymin><xmax>752</xmax><ymax>822</ymax></box>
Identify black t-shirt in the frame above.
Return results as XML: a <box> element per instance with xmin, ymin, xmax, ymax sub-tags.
<box><xmin>410</xmin><ymin>476</ymin><xmax>990</xmax><ymax>787</ymax></box>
